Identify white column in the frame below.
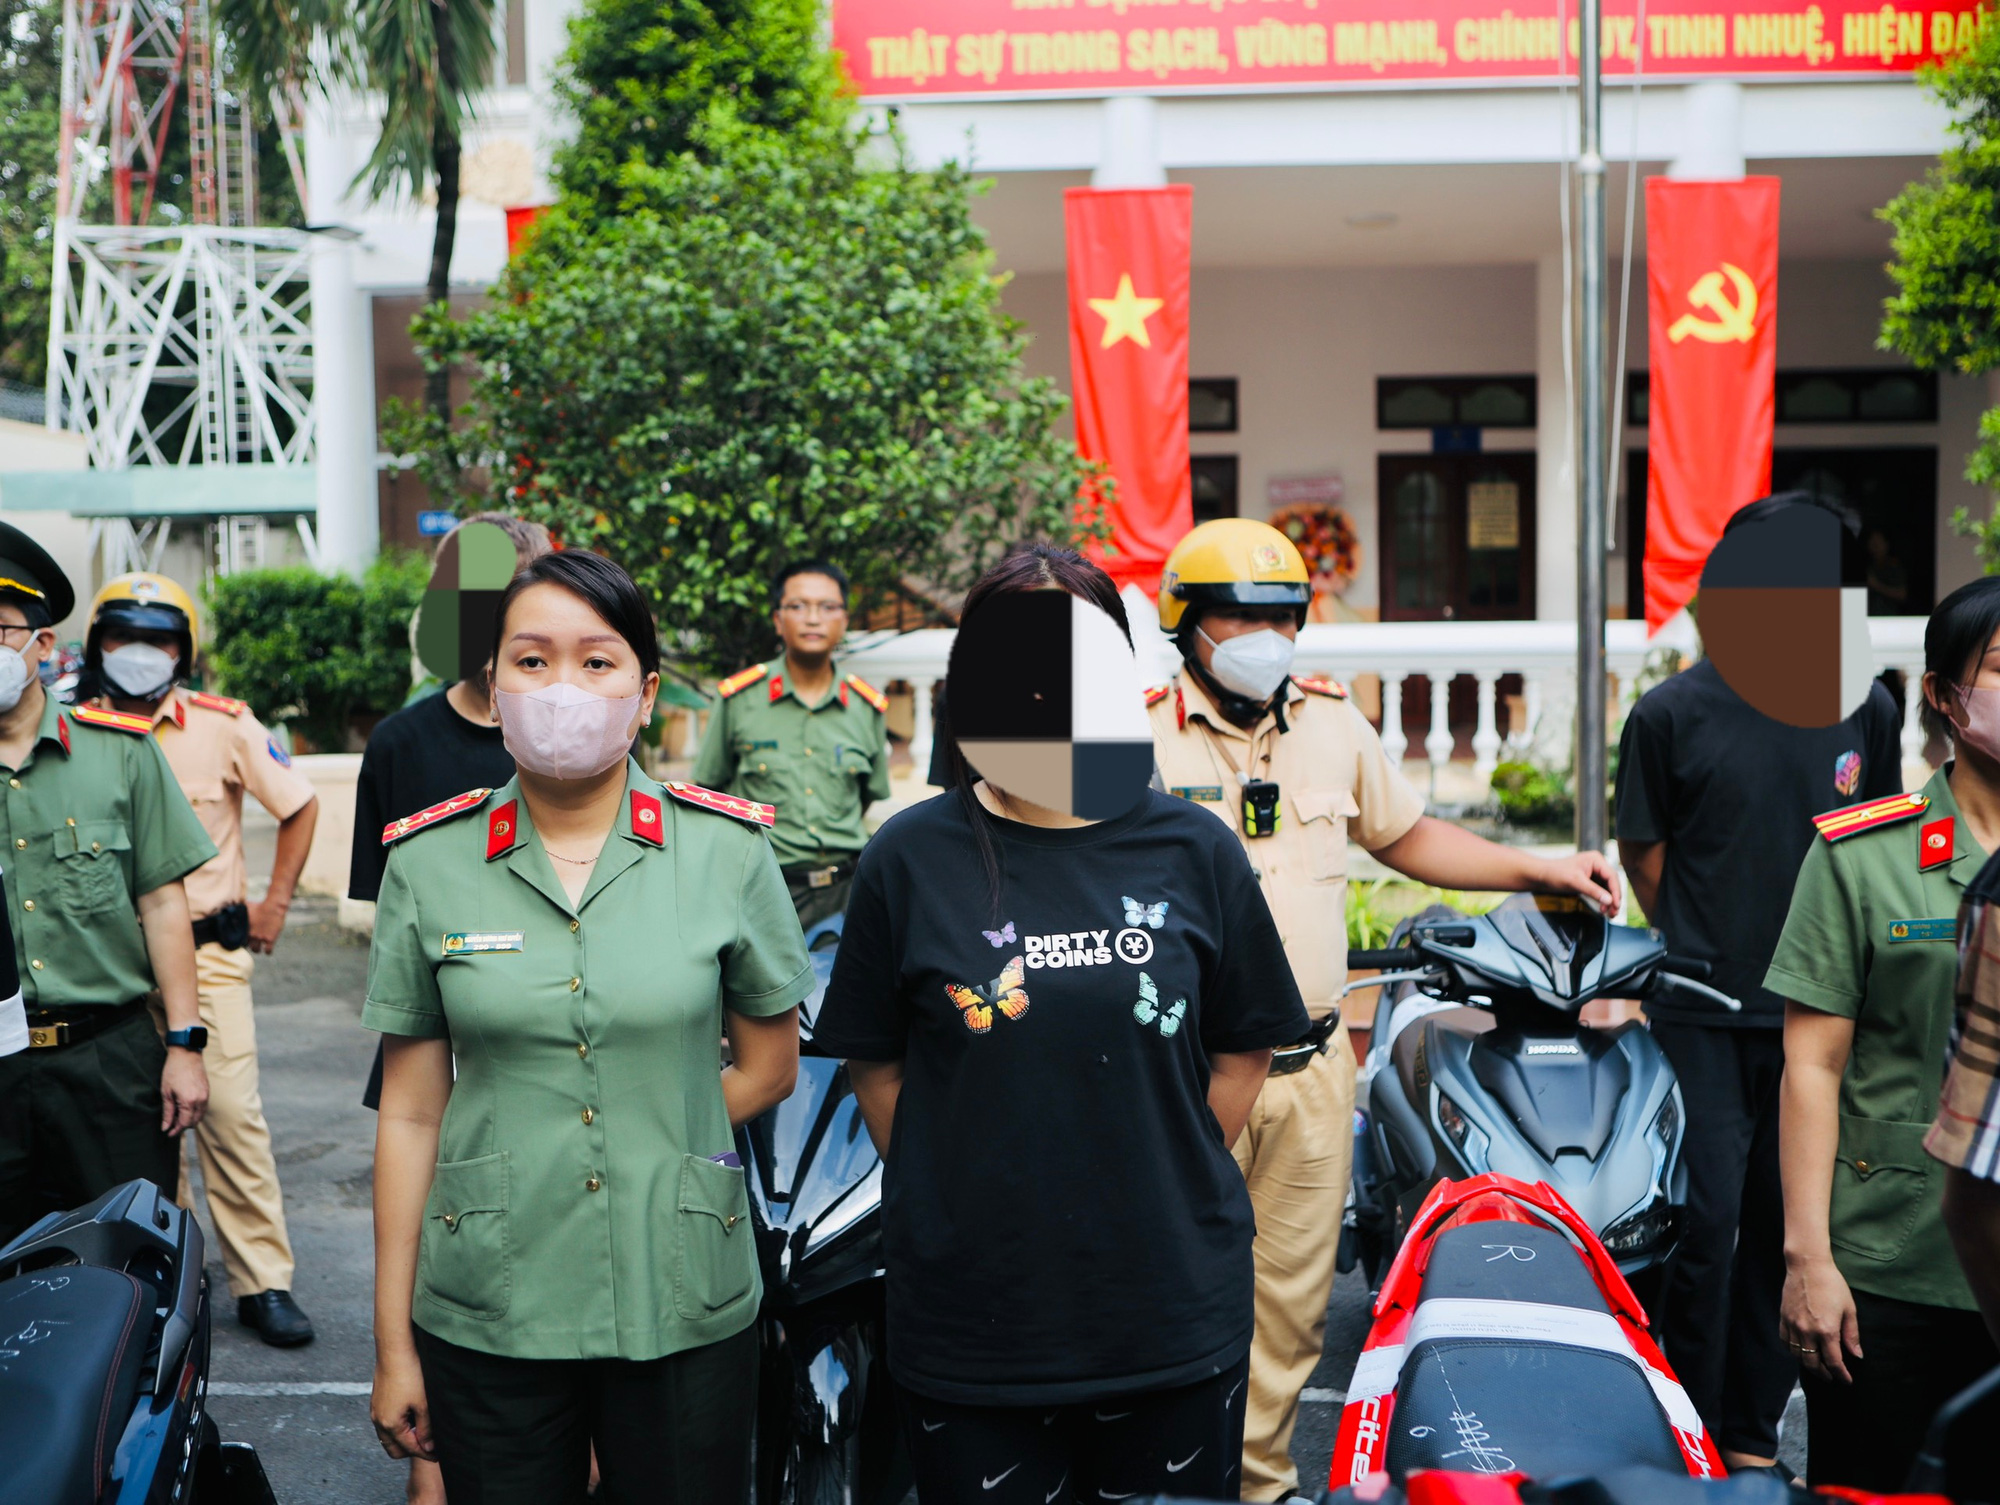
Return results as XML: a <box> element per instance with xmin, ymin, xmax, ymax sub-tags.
<box><xmin>1424</xmin><ymin>674</ymin><xmax>1455</xmax><ymax>775</ymax></box>
<box><xmin>910</xmin><ymin>676</ymin><xmax>938</xmax><ymax>787</ymax></box>
<box><xmin>1380</xmin><ymin>673</ymin><xmax>1408</xmax><ymax>768</ymax></box>
<box><xmin>1669</xmin><ymin>82</ymin><xmax>1746</xmax><ymax>180</ymax></box>
<box><xmin>305</xmin><ymin>93</ymin><xmax>378</xmax><ymax>577</ymax></box>
<box><xmin>1536</xmin><ymin>253</ymin><xmax>1578</xmax><ymax>624</ymax></box>
<box><xmin>1094</xmin><ymin>96</ymin><xmax>1166</xmax><ymax>189</ymax></box>
<box><xmin>1472</xmin><ymin>671</ymin><xmax>1503</xmax><ymax>785</ymax></box>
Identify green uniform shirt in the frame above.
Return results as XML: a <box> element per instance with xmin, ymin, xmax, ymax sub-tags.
<box><xmin>361</xmin><ymin>761</ymin><xmax>813</xmax><ymax>1361</ymax></box>
<box><xmin>1765</xmin><ymin>765</ymin><xmax>1981</xmax><ymax>1311</ymax></box>
<box><xmin>0</xmin><ymin>692</ymin><xmax>216</xmax><ymax>1007</ymax></box>
<box><xmin>691</xmin><ymin>657</ymin><xmax>891</xmax><ymax>869</ymax></box>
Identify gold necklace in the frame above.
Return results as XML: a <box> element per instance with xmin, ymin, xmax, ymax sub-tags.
<box><xmin>544</xmin><ymin>844</ymin><xmax>606</xmax><ymax>866</ymax></box>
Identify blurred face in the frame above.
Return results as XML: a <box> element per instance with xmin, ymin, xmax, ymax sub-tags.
<box><xmin>1192</xmin><ymin>604</ymin><xmax>1297</xmax><ymax>675</ymax></box>
<box><xmin>492</xmin><ymin>582</ymin><xmax>658</xmax><ymax>724</ymax></box>
<box><xmin>1927</xmin><ymin>624</ymin><xmax>2000</xmax><ymax>739</ymax></box>
<box><xmin>773</xmin><ymin>572</ymin><xmax>848</xmax><ymax>658</ymax></box>
<box><xmin>0</xmin><ymin>604</ymin><xmax>56</xmax><ymax>671</ymax></box>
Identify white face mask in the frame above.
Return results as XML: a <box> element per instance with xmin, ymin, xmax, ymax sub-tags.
<box><xmin>494</xmin><ymin>681</ymin><xmax>643</xmax><ymax>782</ymax></box>
<box><xmin>0</xmin><ymin>646</ymin><xmax>33</xmax><ymax>714</ymax></box>
<box><xmin>101</xmin><ymin>642</ymin><xmax>178</xmax><ymax>700</ymax></box>
<box><xmin>1199</xmin><ymin>626</ymin><xmax>1296</xmax><ymax>703</ymax></box>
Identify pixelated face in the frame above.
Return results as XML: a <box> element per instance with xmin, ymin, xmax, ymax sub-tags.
<box><xmin>416</xmin><ymin>521</ymin><xmax>522</xmax><ymax>684</ymax></box>
<box><xmin>1699</xmin><ymin>504</ymin><xmax>1874</xmax><ymax>728</ymax></box>
<box><xmin>947</xmin><ymin>590</ymin><xmax>1155</xmax><ymax>820</ymax></box>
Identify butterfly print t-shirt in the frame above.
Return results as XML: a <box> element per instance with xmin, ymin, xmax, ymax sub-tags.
<box><xmin>814</xmin><ymin>788</ymin><xmax>1310</xmax><ymax>1405</ymax></box>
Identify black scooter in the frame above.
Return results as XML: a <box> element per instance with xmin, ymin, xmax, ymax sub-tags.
<box><xmin>740</xmin><ymin>916</ymin><xmax>910</xmax><ymax>1505</ymax></box>
<box><xmin>0</xmin><ymin>1178</ymin><xmax>276</xmax><ymax>1505</ymax></box>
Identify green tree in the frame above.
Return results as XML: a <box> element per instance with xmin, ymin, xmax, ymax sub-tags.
<box><xmin>204</xmin><ymin>552</ymin><xmax>428</xmax><ymax>751</ymax></box>
<box><xmin>1881</xmin><ymin>22</ymin><xmax>2000</xmax><ymax>567</ymax></box>
<box><xmin>390</xmin><ymin>5</ymin><xmax>1100</xmax><ymax>677</ymax></box>
<box><xmin>2</xmin><ymin>0</ymin><xmax>70</xmax><ymax>385</ymax></box>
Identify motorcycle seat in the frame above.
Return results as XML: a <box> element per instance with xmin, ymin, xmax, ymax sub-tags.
<box><xmin>1384</xmin><ymin>1223</ymin><xmax>1685</xmax><ymax>1483</ymax></box>
<box><xmin>0</xmin><ymin>1265</ymin><xmax>151</xmax><ymax>1505</ymax></box>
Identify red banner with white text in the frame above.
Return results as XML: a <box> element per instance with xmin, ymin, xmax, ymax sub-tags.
<box><xmin>832</xmin><ymin>0</ymin><xmax>1983</xmax><ymax>96</ymax></box>
<box><xmin>1067</xmin><ymin>186</ymin><xmax>1194</xmax><ymax>595</ymax></box>
<box><xmin>1644</xmin><ymin>176</ymin><xmax>1781</xmax><ymax>632</ymax></box>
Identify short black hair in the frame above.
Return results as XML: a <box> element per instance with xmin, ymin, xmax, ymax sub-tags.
<box><xmin>770</xmin><ymin>559</ymin><xmax>849</xmax><ymax>610</ymax></box>
<box><xmin>1723</xmin><ymin>490</ymin><xmax>1859</xmax><ymax>538</ymax></box>
<box><xmin>491</xmin><ymin>550</ymin><xmax>660</xmax><ymax>679</ymax></box>
<box><xmin>1922</xmin><ymin>575</ymin><xmax>2000</xmax><ymax>746</ymax></box>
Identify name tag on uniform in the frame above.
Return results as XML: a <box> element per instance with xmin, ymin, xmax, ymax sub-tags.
<box><xmin>1171</xmin><ymin>785</ymin><xmax>1225</xmax><ymax>803</ymax></box>
<box><xmin>443</xmin><ymin>931</ymin><xmax>524</xmax><ymax>955</ymax></box>
<box><xmin>1887</xmin><ymin>918</ymin><xmax>1956</xmax><ymax>943</ymax></box>
<box><xmin>739</xmin><ymin>739</ymin><xmax>780</xmax><ymax>752</ymax></box>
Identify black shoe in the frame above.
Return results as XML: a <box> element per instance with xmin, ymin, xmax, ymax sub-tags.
<box><xmin>238</xmin><ymin>1289</ymin><xmax>316</xmax><ymax>1347</ymax></box>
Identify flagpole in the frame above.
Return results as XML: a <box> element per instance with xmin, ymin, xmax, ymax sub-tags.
<box><xmin>1576</xmin><ymin>0</ymin><xmax>1609</xmax><ymax>854</ymax></box>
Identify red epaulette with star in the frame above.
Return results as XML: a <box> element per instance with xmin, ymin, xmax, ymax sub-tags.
<box><xmin>1144</xmin><ymin>684</ymin><xmax>1172</xmax><ymax>708</ymax></box>
<box><xmin>844</xmin><ymin>673</ymin><xmax>888</xmax><ymax>713</ymax></box>
<box><xmin>1294</xmin><ymin>675</ymin><xmax>1349</xmax><ymax>700</ymax></box>
<box><xmin>383</xmin><ymin>787</ymin><xmax>493</xmax><ymax>846</ymax></box>
<box><xmin>665</xmin><ymin>780</ymin><xmax>776</xmax><ymax>829</ymax></box>
<box><xmin>716</xmin><ymin>665</ymin><xmax>769</xmax><ymax>699</ymax></box>
<box><xmin>1812</xmin><ymin>792</ymin><xmax>1927</xmax><ymax>843</ymax></box>
<box><xmin>70</xmin><ymin>705</ymin><xmax>156</xmax><ymax>735</ymax></box>
<box><xmin>188</xmin><ymin>690</ymin><xmax>246</xmax><ymax>716</ymax></box>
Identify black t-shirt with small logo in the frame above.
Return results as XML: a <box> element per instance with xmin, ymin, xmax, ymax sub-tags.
<box><xmin>813</xmin><ymin>787</ymin><xmax>1309</xmax><ymax>1405</ymax></box>
<box><xmin>1614</xmin><ymin>658</ymin><xmax>1904</xmax><ymax>1027</ymax></box>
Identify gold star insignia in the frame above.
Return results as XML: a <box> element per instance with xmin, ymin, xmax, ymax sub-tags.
<box><xmin>1088</xmin><ymin>273</ymin><xmax>1165</xmax><ymax>350</ymax></box>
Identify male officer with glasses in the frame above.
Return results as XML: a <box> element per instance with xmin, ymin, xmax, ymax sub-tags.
<box><xmin>694</xmin><ymin>560</ymin><xmax>890</xmax><ymax>928</ymax></box>
<box><xmin>0</xmin><ymin>523</ymin><xmax>217</xmax><ymax>1245</ymax></box>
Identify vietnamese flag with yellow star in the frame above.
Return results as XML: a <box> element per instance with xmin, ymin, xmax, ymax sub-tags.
<box><xmin>1066</xmin><ymin>185</ymin><xmax>1193</xmax><ymax>593</ymax></box>
<box><xmin>1643</xmin><ymin>176</ymin><xmax>1780</xmax><ymax>632</ymax></box>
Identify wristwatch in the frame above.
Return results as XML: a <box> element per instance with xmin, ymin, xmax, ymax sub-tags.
<box><xmin>164</xmin><ymin>1026</ymin><xmax>209</xmax><ymax>1052</ymax></box>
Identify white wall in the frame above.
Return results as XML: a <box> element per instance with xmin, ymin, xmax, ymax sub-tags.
<box><xmin>0</xmin><ymin>419</ymin><xmax>93</xmax><ymax>639</ymax></box>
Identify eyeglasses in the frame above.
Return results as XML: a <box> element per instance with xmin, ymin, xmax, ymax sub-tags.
<box><xmin>778</xmin><ymin>601</ymin><xmax>847</xmax><ymax>620</ymax></box>
<box><xmin>0</xmin><ymin>623</ymin><xmax>40</xmax><ymax>643</ymax></box>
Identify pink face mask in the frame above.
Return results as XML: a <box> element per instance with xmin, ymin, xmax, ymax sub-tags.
<box><xmin>1954</xmin><ymin>684</ymin><xmax>2000</xmax><ymax>762</ymax></box>
<box><xmin>494</xmin><ymin>681</ymin><xmax>643</xmax><ymax>781</ymax></box>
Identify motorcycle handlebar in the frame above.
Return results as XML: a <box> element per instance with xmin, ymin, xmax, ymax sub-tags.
<box><xmin>1657</xmin><ymin>955</ymin><xmax>1714</xmax><ymax>981</ymax></box>
<box><xmin>1348</xmin><ymin>947</ymin><xmax>1424</xmax><ymax>971</ymax></box>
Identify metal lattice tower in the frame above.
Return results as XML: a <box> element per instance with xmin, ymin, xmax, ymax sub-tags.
<box><xmin>46</xmin><ymin>0</ymin><xmax>316</xmax><ymax>474</ymax></box>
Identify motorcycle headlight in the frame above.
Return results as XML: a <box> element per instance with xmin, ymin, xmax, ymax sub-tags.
<box><xmin>1652</xmin><ymin>1088</ymin><xmax>1681</xmax><ymax>1151</ymax></box>
<box><xmin>1601</xmin><ymin>1197</ymin><xmax>1678</xmax><ymax>1256</ymax></box>
<box><xmin>1434</xmin><ymin>1091</ymin><xmax>1490</xmax><ymax>1168</ymax></box>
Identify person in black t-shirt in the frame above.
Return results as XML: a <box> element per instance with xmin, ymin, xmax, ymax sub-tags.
<box><xmin>814</xmin><ymin>546</ymin><xmax>1308</xmax><ymax>1505</ymax></box>
<box><xmin>1614</xmin><ymin>494</ymin><xmax>1904</xmax><ymax>1475</ymax></box>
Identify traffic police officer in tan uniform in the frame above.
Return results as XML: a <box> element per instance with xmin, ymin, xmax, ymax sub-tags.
<box><xmin>86</xmin><ymin>572</ymin><xmax>322</xmax><ymax>1346</ymax></box>
<box><xmin>0</xmin><ymin>524</ymin><xmax>216</xmax><ymax>1246</ymax></box>
<box><xmin>1148</xmin><ymin>519</ymin><xmax>1622</xmax><ymax>1502</ymax></box>
<box><xmin>694</xmin><ymin>560</ymin><xmax>891</xmax><ymax>928</ymax></box>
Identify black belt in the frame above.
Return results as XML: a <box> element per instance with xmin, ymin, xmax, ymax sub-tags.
<box><xmin>782</xmin><ymin>860</ymin><xmax>855</xmax><ymax>891</ymax></box>
<box><xmin>192</xmin><ymin>902</ymin><xmax>249</xmax><ymax>950</ymax></box>
<box><xmin>1269</xmin><ymin>1011</ymin><xmax>1342</xmax><ymax>1076</ymax></box>
<box><xmin>25</xmin><ymin>997</ymin><xmax>151</xmax><ymax>1051</ymax></box>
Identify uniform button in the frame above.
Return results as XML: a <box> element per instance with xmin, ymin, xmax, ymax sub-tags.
<box><xmin>12</xmin><ymin>839</ymin><xmax>21</xmax><ymax>849</ymax></box>
<box><xmin>569</xmin><ymin>920</ymin><xmax>579</xmax><ymax>933</ymax></box>
<box><xmin>6</xmin><ymin>779</ymin><xmax>17</xmax><ymax>789</ymax></box>
<box><xmin>758</xmin><ymin>763</ymin><xmax>767</xmax><ymax>773</ymax></box>
<box><xmin>65</xmin><ymin>817</ymin><xmax>75</xmax><ymax>827</ymax></box>
<box><xmin>1856</xmin><ymin>1160</ymin><xmax>1871</xmax><ymax>1174</ymax></box>
<box><xmin>585</xmin><ymin>1177</ymin><xmax>602</xmax><ymax>1193</ymax></box>
<box><xmin>804</xmin><ymin>788</ymin><xmax>813</xmax><ymax>796</ymax></box>
<box><xmin>90</xmin><ymin>842</ymin><xmax>100</xmax><ymax>853</ymax></box>
<box><xmin>576</xmin><ymin>1042</ymin><xmax>589</xmax><ymax>1058</ymax></box>
<box><xmin>804</xmin><ymin>748</ymin><xmax>812</xmax><ymax>756</ymax></box>
<box><xmin>30</xmin><ymin>959</ymin><xmax>42</xmax><ymax>970</ymax></box>
<box><xmin>21</xmin><ymin>900</ymin><xmax>31</xmax><ymax>912</ymax></box>
<box><xmin>582</xmin><ymin>1107</ymin><xmax>595</xmax><ymax>1124</ymax></box>
<box><xmin>570</xmin><ymin>977</ymin><xmax>581</xmax><ymax>992</ymax></box>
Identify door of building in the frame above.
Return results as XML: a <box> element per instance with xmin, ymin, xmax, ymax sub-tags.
<box><xmin>1624</xmin><ymin>446</ymin><xmax>1938</xmax><ymax>617</ymax></box>
<box><xmin>1378</xmin><ymin>452</ymin><xmax>1537</xmax><ymax>621</ymax></box>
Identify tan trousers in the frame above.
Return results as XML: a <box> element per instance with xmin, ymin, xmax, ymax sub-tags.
<box><xmin>179</xmin><ymin>944</ymin><xmax>295</xmax><ymax>1298</ymax></box>
<box><xmin>1231</xmin><ymin>1023</ymin><xmax>1357</xmax><ymax>1502</ymax></box>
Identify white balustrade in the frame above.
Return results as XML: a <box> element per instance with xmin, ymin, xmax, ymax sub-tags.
<box><xmin>837</xmin><ymin>616</ymin><xmax>1932</xmax><ymax>802</ymax></box>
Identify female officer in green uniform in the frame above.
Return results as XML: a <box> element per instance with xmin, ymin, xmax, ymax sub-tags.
<box><xmin>366</xmin><ymin>550</ymin><xmax>811</xmax><ymax>1505</ymax></box>
<box><xmin>1766</xmin><ymin>575</ymin><xmax>2000</xmax><ymax>1491</ymax></box>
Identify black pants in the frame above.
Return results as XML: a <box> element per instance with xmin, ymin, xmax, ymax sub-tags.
<box><xmin>1650</xmin><ymin>1020</ymin><xmax>1795</xmax><ymax>1457</ymax></box>
<box><xmin>413</xmin><ymin>1322</ymin><xmax>758</xmax><ymax>1505</ymax></box>
<box><xmin>898</xmin><ymin>1353</ymin><xmax>1250</xmax><ymax>1504</ymax></box>
<box><xmin>0</xmin><ymin>1006</ymin><xmax>179</xmax><ymax>1246</ymax></box>
<box><xmin>1801</xmin><ymin>1288</ymin><xmax>1998</xmax><ymax>1493</ymax></box>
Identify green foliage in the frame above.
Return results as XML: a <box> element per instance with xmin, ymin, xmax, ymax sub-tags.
<box><xmin>203</xmin><ymin>553</ymin><xmax>428</xmax><ymax>751</ymax></box>
<box><xmin>389</xmin><ymin>96</ymin><xmax>1103</xmax><ymax>676</ymax></box>
<box><xmin>1346</xmin><ymin>878</ymin><xmax>1505</xmax><ymax>951</ymax></box>
<box><xmin>349</xmin><ymin>0</ymin><xmax>496</xmax><ymax>204</ymax></box>
<box><xmin>553</xmin><ymin>0</ymin><xmax>842</xmax><ymax>212</ymax></box>
<box><xmin>2</xmin><ymin>0</ymin><xmax>67</xmax><ymax>383</ymax></box>
<box><xmin>1491</xmin><ymin>758</ymin><xmax>1577</xmax><ymax>827</ymax></box>
<box><xmin>1881</xmin><ymin>22</ymin><xmax>2000</xmax><ymax>542</ymax></box>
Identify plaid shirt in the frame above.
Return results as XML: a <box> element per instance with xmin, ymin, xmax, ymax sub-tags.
<box><xmin>1929</xmin><ymin>889</ymin><xmax>2000</xmax><ymax>1182</ymax></box>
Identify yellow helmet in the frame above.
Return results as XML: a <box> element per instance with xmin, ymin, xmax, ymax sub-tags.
<box><xmin>88</xmin><ymin>572</ymin><xmax>200</xmax><ymax>662</ymax></box>
<box><xmin>1158</xmin><ymin>518</ymin><xmax>1312</xmax><ymax>635</ymax></box>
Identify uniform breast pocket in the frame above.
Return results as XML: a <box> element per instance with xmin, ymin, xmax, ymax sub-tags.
<box><xmin>1828</xmin><ymin>1114</ymin><xmax>1934</xmax><ymax>1264</ymax></box>
<box><xmin>1292</xmin><ymin>788</ymin><xmax>1358</xmax><ymax>882</ymax></box>
<box><xmin>53</xmin><ymin>822</ymin><xmax>132</xmax><ymax>915</ymax></box>
<box><xmin>418</xmin><ymin>1152</ymin><xmax>512</xmax><ymax>1320</ymax></box>
<box><xmin>672</xmin><ymin>1152</ymin><xmax>755</xmax><ymax>1321</ymax></box>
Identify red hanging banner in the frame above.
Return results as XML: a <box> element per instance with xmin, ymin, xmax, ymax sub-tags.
<box><xmin>1066</xmin><ymin>185</ymin><xmax>1193</xmax><ymax>594</ymax></box>
<box><xmin>1643</xmin><ymin>176</ymin><xmax>1780</xmax><ymax>632</ymax></box>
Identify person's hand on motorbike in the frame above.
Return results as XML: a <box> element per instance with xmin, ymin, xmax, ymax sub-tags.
<box><xmin>159</xmin><ymin>1049</ymin><xmax>208</xmax><ymax>1134</ymax></box>
<box><xmin>1531</xmin><ymin>849</ymin><xmax>1624</xmax><ymax>916</ymax></box>
<box><xmin>372</xmin><ymin>1351</ymin><xmax>437</xmax><ymax>1462</ymax></box>
<box><xmin>1781</xmin><ymin>1254</ymin><xmax>1862</xmax><ymax>1382</ymax></box>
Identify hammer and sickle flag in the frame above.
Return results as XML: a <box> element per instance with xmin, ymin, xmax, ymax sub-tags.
<box><xmin>1643</xmin><ymin>177</ymin><xmax>1781</xmax><ymax>632</ymax></box>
